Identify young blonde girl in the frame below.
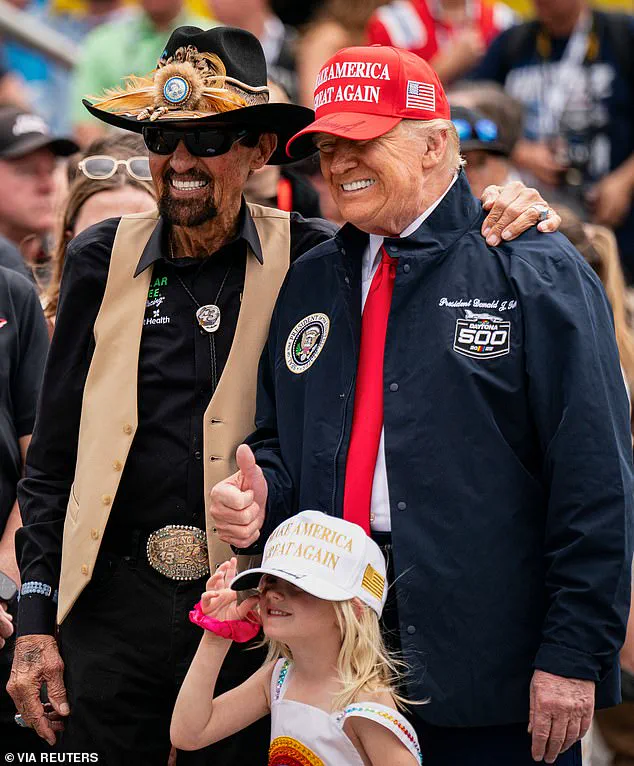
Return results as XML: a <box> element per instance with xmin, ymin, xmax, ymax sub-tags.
<box><xmin>171</xmin><ymin>510</ymin><xmax>421</xmax><ymax>765</ymax></box>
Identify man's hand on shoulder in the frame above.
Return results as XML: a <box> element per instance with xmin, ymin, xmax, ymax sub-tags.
<box><xmin>209</xmin><ymin>444</ymin><xmax>267</xmax><ymax>549</ymax></box>
<box><xmin>528</xmin><ymin>669</ymin><xmax>594</xmax><ymax>763</ymax></box>
<box><xmin>480</xmin><ymin>182</ymin><xmax>561</xmax><ymax>246</ymax></box>
<box><xmin>7</xmin><ymin>634</ymin><xmax>69</xmax><ymax>746</ymax></box>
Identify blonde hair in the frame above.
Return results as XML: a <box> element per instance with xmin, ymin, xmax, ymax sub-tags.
<box><xmin>401</xmin><ymin>118</ymin><xmax>465</xmax><ymax>172</ymax></box>
<box><xmin>263</xmin><ymin>598</ymin><xmax>416</xmax><ymax>711</ymax></box>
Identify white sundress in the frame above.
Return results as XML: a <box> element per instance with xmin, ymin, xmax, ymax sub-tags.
<box><xmin>268</xmin><ymin>658</ymin><xmax>422</xmax><ymax>765</ymax></box>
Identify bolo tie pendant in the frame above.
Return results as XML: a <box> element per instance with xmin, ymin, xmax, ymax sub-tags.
<box><xmin>196</xmin><ymin>304</ymin><xmax>221</xmax><ymax>333</ymax></box>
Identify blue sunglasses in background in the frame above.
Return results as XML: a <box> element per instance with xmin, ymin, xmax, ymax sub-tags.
<box><xmin>452</xmin><ymin>118</ymin><xmax>499</xmax><ymax>143</ymax></box>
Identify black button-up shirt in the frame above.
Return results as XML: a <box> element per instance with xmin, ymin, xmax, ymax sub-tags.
<box><xmin>16</xmin><ymin>203</ymin><xmax>335</xmax><ymax>635</ymax></box>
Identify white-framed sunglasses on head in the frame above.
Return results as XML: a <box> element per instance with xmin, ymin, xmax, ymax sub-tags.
<box><xmin>77</xmin><ymin>155</ymin><xmax>152</xmax><ymax>181</ymax></box>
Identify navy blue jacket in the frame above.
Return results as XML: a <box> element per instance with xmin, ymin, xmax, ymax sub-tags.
<box><xmin>246</xmin><ymin>173</ymin><xmax>633</xmax><ymax>726</ymax></box>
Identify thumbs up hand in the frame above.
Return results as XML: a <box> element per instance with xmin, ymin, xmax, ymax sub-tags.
<box><xmin>209</xmin><ymin>444</ymin><xmax>268</xmax><ymax>548</ymax></box>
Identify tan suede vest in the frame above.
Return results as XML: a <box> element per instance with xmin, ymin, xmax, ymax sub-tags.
<box><xmin>57</xmin><ymin>204</ymin><xmax>290</xmax><ymax>624</ymax></box>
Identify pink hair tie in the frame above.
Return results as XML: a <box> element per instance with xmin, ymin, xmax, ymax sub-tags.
<box><xmin>189</xmin><ymin>601</ymin><xmax>260</xmax><ymax>643</ymax></box>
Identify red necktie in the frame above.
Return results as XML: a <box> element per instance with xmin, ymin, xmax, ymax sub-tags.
<box><xmin>343</xmin><ymin>246</ymin><xmax>398</xmax><ymax>534</ymax></box>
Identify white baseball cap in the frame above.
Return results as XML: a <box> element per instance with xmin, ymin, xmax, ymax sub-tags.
<box><xmin>231</xmin><ymin>510</ymin><xmax>388</xmax><ymax>616</ymax></box>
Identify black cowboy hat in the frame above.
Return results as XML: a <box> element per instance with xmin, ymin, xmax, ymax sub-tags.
<box><xmin>82</xmin><ymin>26</ymin><xmax>316</xmax><ymax>165</ymax></box>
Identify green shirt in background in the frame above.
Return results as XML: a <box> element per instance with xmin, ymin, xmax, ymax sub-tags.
<box><xmin>71</xmin><ymin>8</ymin><xmax>214</xmax><ymax>126</ymax></box>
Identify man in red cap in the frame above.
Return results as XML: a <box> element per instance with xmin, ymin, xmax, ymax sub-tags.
<box><xmin>210</xmin><ymin>45</ymin><xmax>633</xmax><ymax>765</ymax></box>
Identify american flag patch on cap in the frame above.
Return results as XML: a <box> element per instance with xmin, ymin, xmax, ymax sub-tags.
<box><xmin>406</xmin><ymin>80</ymin><xmax>436</xmax><ymax>111</ymax></box>
<box><xmin>361</xmin><ymin>563</ymin><xmax>385</xmax><ymax>601</ymax></box>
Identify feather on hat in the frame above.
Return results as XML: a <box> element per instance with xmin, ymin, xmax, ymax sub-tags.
<box><xmin>82</xmin><ymin>26</ymin><xmax>316</xmax><ymax>164</ymax></box>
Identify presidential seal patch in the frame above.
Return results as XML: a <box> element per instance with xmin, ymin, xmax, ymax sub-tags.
<box><xmin>453</xmin><ymin>310</ymin><xmax>510</xmax><ymax>359</ymax></box>
<box><xmin>285</xmin><ymin>313</ymin><xmax>330</xmax><ymax>374</ymax></box>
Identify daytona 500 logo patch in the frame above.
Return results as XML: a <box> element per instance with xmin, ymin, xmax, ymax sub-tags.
<box><xmin>285</xmin><ymin>313</ymin><xmax>330</xmax><ymax>373</ymax></box>
<box><xmin>453</xmin><ymin>310</ymin><xmax>510</xmax><ymax>359</ymax></box>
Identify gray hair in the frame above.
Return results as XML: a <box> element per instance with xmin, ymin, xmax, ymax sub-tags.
<box><xmin>400</xmin><ymin>118</ymin><xmax>466</xmax><ymax>171</ymax></box>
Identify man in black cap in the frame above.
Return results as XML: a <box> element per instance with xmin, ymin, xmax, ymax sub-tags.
<box><xmin>8</xmin><ymin>25</ymin><xmax>557</xmax><ymax>764</ymax></box>
<box><xmin>0</xmin><ymin>107</ymin><xmax>77</xmax><ymax>281</ymax></box>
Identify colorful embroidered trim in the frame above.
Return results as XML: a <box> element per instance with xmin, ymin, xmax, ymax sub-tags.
<box><xmin>274</xmin><ymin>659</ymin><xmax>291</xmax><ymax>701</ymax></box>
<box><xmin>268</xmin><ymin>735</ymin><xmax>325</xmax><ymax>766</ymax></box>
<box><xmin>339</xmin><ymin>704</ymin><xmax>422</xmax><ymax>763</ymax></box>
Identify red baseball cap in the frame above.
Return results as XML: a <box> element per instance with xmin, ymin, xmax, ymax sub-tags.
<box><xmin>286</xmin><ymin>45</ymin><xmax>450</xmax><ymax>158</ymax></box>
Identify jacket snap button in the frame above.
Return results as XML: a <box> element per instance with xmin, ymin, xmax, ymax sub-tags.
<box><xmin>102</xmin><ymin>495</ymin><xmax>112</xmax><ymax>506</ymax></box>
<box><xmin>397</xmin><ymin>501</ymin><xmax>407</xmax><ymax>511</ymax></box>
<box><xmin>113</xmin><ymin>460</ymin><xmax>123</xmax><ymax>471</ymax></box>
<box><xmin>90</xmin><ymin>528</ymin><xmax>99</xmax><ymax>540</ymax></box>
<box><xmin>407</xmin><ymin>625</ymin><xmax>416</xmax><ymax>635</ymax></box>
<box><xmin>403</xmin><ymin>264</ymin><xmax>411</xmax><ymax>273</ymax></box>
<box><xmin>123</xmin><ymin>423</ymin><xmax>133</xmax><ymax>435</ymax></box>
<box><xmin>389</xmin><ymin>383</ymin><xmax>399</xmax><ymax>392</ymax></box>
<box><xmin>81</xmin><ymin>564</ymin><xmax>89</xmax><ymax>575</ymax></box>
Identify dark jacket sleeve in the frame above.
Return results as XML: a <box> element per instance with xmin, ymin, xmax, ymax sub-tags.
<box><xmin>10</xmin><ymin>274</ymin><xmax>48</xmax><ymax>438</ymax></box>
<box><xmin>514</xmin><ymin>238</ymin><xmax>633</xmax><ymax>682</ymax></box>
<box><xmin>239</xmin><ymin>219</ymin><xmax>337</xmax><ymax>552</ymax></box>
<box><xmin>15</xmin><ymin>222</ymin><xmax>115</xmax><ymax>636</ymax></box>
<box><xmin>242</xmin><ymin>273</ymin><xmax>298</xmax><ymax>552</ymax></box>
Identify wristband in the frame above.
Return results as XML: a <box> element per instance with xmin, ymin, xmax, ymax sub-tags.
<box><xmin>189</xmin><ymin>601</ymin><xmax>260</xmax><ymax>643</ymax></box>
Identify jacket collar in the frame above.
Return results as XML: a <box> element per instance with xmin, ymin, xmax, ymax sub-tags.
<box><xmin>336</xmin><ymin>170</ymin><xmax>482</xmax><ymax>258</ymax></box>
<box><xmin>134</xmin><ymin>199</ymin><xmax>263</xmax><ymax>277</ymax></box>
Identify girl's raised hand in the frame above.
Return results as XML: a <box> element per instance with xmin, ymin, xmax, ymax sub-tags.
<box><xmin>200</xmin><ymin>558</ymin><xmax>260</xmax><ymax>623</ymax></box>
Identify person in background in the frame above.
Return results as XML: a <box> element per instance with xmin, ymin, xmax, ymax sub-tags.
<box><xmin>0</xmin><ymin>107</ymin><xmax>77</xmax><ymax>284</ymax></box>
<box><xmin>366</xmin><ymin>0</ymin><xmax>517</xmax><ymax>86</ymax></box>
<box><xmin>448</xmin><ymin>79</ymin><xmax>524</xmax><ymax>152</ymax></box>
<box><xmin>2</xmin><ymin>0</ymin><xmax>124</xmax><ymax>136</ymax></box>
<box><xmin>206</xmin><ymin>0</ymin><xmax>299</xmax><ymax>103</ymax></box>
<box><xmin>244</xmin><ymin>81</ymin><xmax>321</xmax><ymax>217</ymax></box>
<box><xmin>470</xmin><ymin>0</ymin><xmax>634</xmax><ymax>283</ymax></box>
<box><xmin>0</xmin><ymin>263</ymin><xmax>49</xmax><ymax>752</ymax></box>
<box><xmin>450</xmin><ymin>104</ymin><xmax>520</xmax><ymax>197</ymax></box>
<box><xmin>70</xmin><ymin>0</ymin><xmax>210</xmax><ymax>146</ymax></box>
<box><xmin>43</xmin><ymin>132</ymin><xmax>155</xmax><ymax>329</ymax></box>
<box><xmin>296</xmin><ymin>0</ymin><xmax>387</xmax><ymax>108</ymax></box>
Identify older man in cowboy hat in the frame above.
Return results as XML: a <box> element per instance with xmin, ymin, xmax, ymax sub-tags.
<box><xmin>210</xmin><ymin>45</ymin><xmax>633</xmax><ymax>765</ymax></box>
<box><xmin>8</xmin><ymin>26</ymin><xmax>557</xmax><ymax>763</ymax></box>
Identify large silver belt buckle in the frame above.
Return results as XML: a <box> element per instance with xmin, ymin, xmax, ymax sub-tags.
<box><xmin>146</xmin><ymin>525</ymin><xmax>210</xmax><ymax>581</ymax></box>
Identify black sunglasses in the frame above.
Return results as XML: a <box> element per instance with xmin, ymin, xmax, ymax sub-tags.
<box><xmin>142</xmin><ymin>126</ymin><xmax>251</xmax><ymax>157</ymax></box>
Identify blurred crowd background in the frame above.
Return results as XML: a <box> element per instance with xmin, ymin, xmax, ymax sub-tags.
<box><xmin>0</xmin><ymin>0</ymin><xmax>632</xmax><ymax>762</ymax></box>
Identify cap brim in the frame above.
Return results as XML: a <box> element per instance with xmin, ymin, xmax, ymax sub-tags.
<box><xmin>286</xmin><ymin>112</ymin><xmax>402</xmax><ymax>159</ymax></box>
<box><xmin>0</xmin><ymin>135</ymin><xmax>79</xmax><ymax>159</ymax></box>
<box><xmin>83</xmin><ymin>99</ymin><xmax>316</xmax><ymax>165</ymax></box>
<box><xmin>231</xmin><ymin>565</ymin><xmax>353</xmax><ymax>603</ymax></box>
<box><xmin>460</xmin><ymin>139</ymin><xmax>509</xmax><ymax>157</ymax></box>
